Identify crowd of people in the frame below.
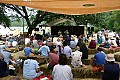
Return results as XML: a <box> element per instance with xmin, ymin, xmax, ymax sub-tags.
<box><xmin>0</xmin><ymin>30</ymin><xmax>120</xmax><ymax>80</ymax></box>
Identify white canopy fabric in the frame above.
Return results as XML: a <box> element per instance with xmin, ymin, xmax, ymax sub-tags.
<box><xmin>0</xmin><ymin>0</ymin><xmax>120</xmax><ymax>15</ymax></box>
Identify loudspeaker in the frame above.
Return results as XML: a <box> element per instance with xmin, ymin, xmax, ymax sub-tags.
<box><xmin>88</xmin><ymin>27</ymin><xmax>90</xmax><ymax>32</ymax></box>
<box><xmin>91</xmin><ymin>27</ymin><xmax>94</xmax><ymax>31</ymax></box>
<box><xmin>34</xmin><ymin>28</ymin><xmax>39</xmax><ymax>31</ymax></box>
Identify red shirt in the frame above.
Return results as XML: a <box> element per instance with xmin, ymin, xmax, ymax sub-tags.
<box><xmin>49</xmin><ymin>53</ymin><xmax>59</xmax><ymax>66</ymax></box>
<box><xmin>89</xmin><ymin>40</ymin><xmax>96</xmax><ymax>49</ymax></box>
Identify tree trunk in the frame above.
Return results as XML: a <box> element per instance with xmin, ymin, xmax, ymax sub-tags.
<box><xmin>28</xmin><ymin>26</ymin><xmax>35</xmax><ymax>35</ymax></box>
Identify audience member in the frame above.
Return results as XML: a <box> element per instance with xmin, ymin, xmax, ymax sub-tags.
<box><xmin>93</xmin><ymin>47</ymin><xmax>106</xmax><ymax>71</ymax></box>
<box><xmin>88</xmin><ymin>38</ymin><xmax>96</xmax><ymax>49</ymax></box>
<box><xmin>102</xmin><ymin>54</ymin><xmax>119</xmax><ymax>80</ymax></box>
<box><xmin>71</xmin><ymin>46</ymin><xmax>85</xmax><ymax>68</ymax></box>
<box><xmin>56</xmin><ymin>43</ymin><xmax>63</xmax><ymax>56</ymax></box>
<box><xmin>111</xmin><ymin>38</ymin><xmax>118</xmax><ymax>48</ymax></box>
<box><xmin>104</xmin><ymin>38</ymin><xmax>110</xmax><ymax>48</ymax></box>
<box><xmin>0</xmin><ymin>54</ymin><xmax>9</xmax><ymax>78</ymax></box>
<box><xmin>38</xmin><ymin>41</ymin><xmax>50</xmax><ymax>57</ymax></box>
<box><xmin>25</xmin><ymin>37</ymin><xmax>30</xmax><ymax>45</ymax></box>
<box><xmin>63</xmin><ymin>42</ymin><xmax>72</xmax><ymax>58</ymax></box>
<box><xmin>33</xmin><ymin>38</ymin><xmax>39</xmax><ymax>48</ymax></box>
<box><xmin>24</xmin><ymin>44</ymin><xmax>33</xmax><ymax>57</ymax></box>
<box><xmin>52</xmin><ymin>54</ymin><xmax>73</xmax><ymax>80</ymax></box>
<box><xmin>116</xmin><ymin>36</ymin><xmax>120</xmax><ymax>46</ymax></box>
<box><xmin>70</xmin><ymin>37</ymin><xmax>76</xmax><ymax>49</ymax></box>
<box><xmin>0</xmin><ymin>47</ymin><xmax>11</xmax><ymax>65</ymax></box>
<box><xmin>46</xmin><ymin>38</ymin><xmax>54</xmax><ymax>51</ymax></box>
<box><xmin>80</xmin><ymin>43</ymin><xmax>88</xmax><ymax>59</ymax></box>
<box><xmin>12</xmin><ymin>40</ymin><xmax>18</xmax><ymax>48</ymax></box>
<box><xmin>23</xmin><ymin>54</ymin><xmax>43</xmax><ymax>79</ymax></box>
<box><xmin>47</xmin><ymin>48</ymin><xmax>59</xmax><ymax>70</ymax></box>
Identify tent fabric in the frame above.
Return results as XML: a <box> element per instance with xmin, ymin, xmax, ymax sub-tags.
<box><xmin>0</xmin><ymin>0</ymin><xmax>120</xmax><ymax>15</ymax></box>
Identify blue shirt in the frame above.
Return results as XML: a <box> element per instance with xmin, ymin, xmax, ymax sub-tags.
<box><xmin>94</xmin><ymin>51</ymin><xmax>106</xmax><ymax>65</ymax></box>
<box><xmin>102</xmin><ymin>63</ymin><xmax>119</xmax><ymax>80</ymax></box>
<box><xmin>97</xmin><ymin>37</ymin><xmax>103</xmax><ymax>44</ymax></box>
<box><xmin>23</xmin><ymin>59</ymin><xmax>39</xmax><ymax>79</ymax></box>
<box><xmin>104</xmin><ymin>42</ymin><xmax>110</xmax><ymax>48</ymax></box>
<box><xmin>38</xmin><ymin>45</ymin><xmax>50</xmax><ymax>57</ymax></box>
<box><xmin>1</xmin><ymin>51</ymin><xmax>11</xmax><ymax>65</ymax></box>
<box><xmin>24</xmin><ymin>47</ymin><xmax>32</xmax><ymax>56</ymax></box>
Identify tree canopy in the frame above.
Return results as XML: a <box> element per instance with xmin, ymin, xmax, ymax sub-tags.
<box><xmin>0</xmin><ymin>3</ymin><xmax>120</xmax><ymax>34</ymax></box>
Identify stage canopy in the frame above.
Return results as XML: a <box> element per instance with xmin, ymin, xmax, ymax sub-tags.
<box><xmin>0</xmin><ymin>0</ymin><xmax>120</xmax><ymax>15</ymax></box>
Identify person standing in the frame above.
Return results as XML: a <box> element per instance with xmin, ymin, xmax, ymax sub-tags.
<box><xmin>102</xmin><ymin>54</ymin><xmax>119</xmax><ymax>80</ymax></box>
<box><xmin>52</xmin><ymin>54</ymin><xmax>73</xmax><ymax>80</ymax></box>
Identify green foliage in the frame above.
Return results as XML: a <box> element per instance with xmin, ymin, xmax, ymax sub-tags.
<box><xmin>0</xmin><ymin>3</ymin><xmax>11</xmax><ymax>27</ymax></box>
<box><xmin>0</xmin><ymin>2</ymin><xmax>120</xmax><ymax>34</ymax></box>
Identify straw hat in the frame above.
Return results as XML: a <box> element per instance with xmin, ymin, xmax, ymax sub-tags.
<box><xmin>106</xmin><ymin>54</ymin><xmax>115</xmax><ymax>62</ymax></box>
<box><xmin>54</xmin><ymin>48</ymin><xmax>58</xmax><ymax>52</ymax></box>
<box><xmin>92</xmin><ymin>37</ymin><xmax>96</xmax><ymax>40</ymax></box>
<box><xmin>29</xmin><ymin>53</ymin><xmax>35</xmax><ymax>57</ymax></box>
<box><xmin>43</xmin><ymin>41</ymin><xmax>47</xmax><ymax>44</ymax></box>
<box><xmin>47</xmin><ymin>38</ymin><xmax>52</xmax><ymax>42</ymax></box>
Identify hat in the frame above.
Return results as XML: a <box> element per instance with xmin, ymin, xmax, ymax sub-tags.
<box><xmin>92</xmin><ymin>38</ymin><xmax>96</xmax><ymax>40</ymax></box>
<box><xmin>43</xmin><ymin>41</ymin><xmax>47</xmax><ymax>44</ymax></box>
<box><xmin>47</xmin><ymin>38</ymin><xmax>52</xmax><ymax>42</ymax></box>
<box><xmin>106</xmin><ymin>54</ymin><xmax>115</xmax><ymax>62</ymax></box>
<box><xmin>29</xmin><ymin>53</ymin><xmax>35</xmax><ymax>57</ymax></box>
<box><xmin>54</xmin><ymin>48</ymin><xmax>58</xmax><ymax>52</ymax></box>
<box><xmin>57</xmin><ymin>42</ymin><xmax>62</xmax><ymax>46</ymax></box>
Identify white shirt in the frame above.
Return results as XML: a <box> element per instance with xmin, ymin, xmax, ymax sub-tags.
<box><xmin>25</xmin><ymin>38</ymin><xmax>30</xmax><ymax>45</ymax></box>
<box><xmin>71</xmin><ymin>50</ymin><xmax>83</xmax><ymax>68</ymax></box>
<box><xmin>111</xmin><ymin>39</ymin><xmax>117</xmax><ymax>47</ymax></box>
<box><xmin>52</xmin><ymin>64</ymin><xmax>73</xmax><ymax>80</ymax></box>
<box><xmin>63</xmin><ymin>46</ymin><xmax>72</xmax><ymax>58</ymax></box>
<box><xmin>12</xmin><ymin>41</ymin><xmax>18</xmax><ymax>47</ymax></box>
<box><xmin>74</xmin><ymin>37</ymin><xmax>78</xmax><ymax>45</ymax></box>
<box><xmin>33</xmin><ymin>39</ymin><xmax>39</xmax><ymax>48</ymax></box>
<box><xmin>55</xmin><ymin>41</ymin><xmax>62</xmax><ymax>47</ymax></box>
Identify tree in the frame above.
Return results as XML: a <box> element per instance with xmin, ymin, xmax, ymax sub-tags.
<box><xmin>1</xmin><ymin>3</ymin><xmax>74</xmax><ymax>34</ymax></box>
<box><xmin>1</xmin><ymin>3</ymin><xmax>120</xmax><ymax>34</ymax></box>
<box><xmin>0</xmin><ymin>3</ymin><xmax>10</xmax><ymax>27</ymax></box>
